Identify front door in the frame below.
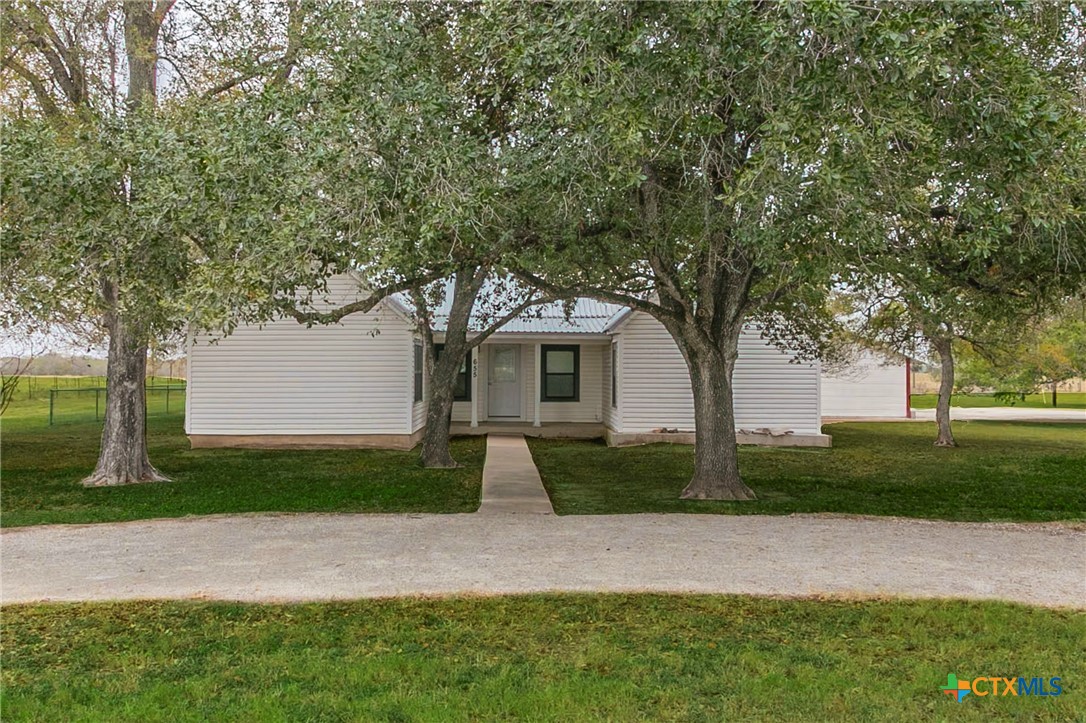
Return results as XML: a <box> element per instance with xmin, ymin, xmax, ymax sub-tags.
<box><xmin>487</xmin><ymin>345</ymin><xmax>521</xmax><ymax>417</ymax></box>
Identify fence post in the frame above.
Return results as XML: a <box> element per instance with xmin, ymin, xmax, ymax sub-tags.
<box><xmin>49</xmin><ymin>389</ymin><xmax>54</xmax><ymax>426</ymax></box>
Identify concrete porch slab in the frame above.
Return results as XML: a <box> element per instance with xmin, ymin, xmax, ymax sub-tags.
<box><xmin>452</xmin><ymin>422</ymin><xmax>605</xmax><ymax>440</ymax></box>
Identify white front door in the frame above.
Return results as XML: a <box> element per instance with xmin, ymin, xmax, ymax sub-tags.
<box><xmin>487</xmin><ymin>345</ymin><xmax>521</xmax><ymax>417</ymax></box>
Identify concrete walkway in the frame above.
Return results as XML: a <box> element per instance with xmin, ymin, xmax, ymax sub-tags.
<box><xmin>2</xmin><ymin>514</ymin><xmax>1082</xmax><ymax>607</ymax></box>
<box><xmin>477</xmin><ymin>434</ymin><xmax>554</xmax><ymax>515</ymax></box>
<box><xmin>912</xmin><ymin>407</ymin><xmax>1085</xmax><ymax>422</ymax></box>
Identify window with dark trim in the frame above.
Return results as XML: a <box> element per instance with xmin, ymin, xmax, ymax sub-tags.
<box><xmin>541</xmin><ymin>344</ymin><xmax>579</xmax><ymax>402</ymax></box>
<box><xmin>413</xmin><ymin>342</ymin><xmax>423</xmax><ymax>402</ymax></box>
<box><xmin>434</xmin><ymin>343</ymin><xmax>472</xmax><ymax>401</ymax></box>
<box><xmin>611</xmin><ymin>342</ymin><xmax>618</xmax><ymax>408</ymax></box>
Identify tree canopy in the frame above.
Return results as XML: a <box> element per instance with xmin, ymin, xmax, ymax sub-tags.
<box><xmin>504</xmin><ymin>1</ymin><xmax>1086</xmax><ymax>494</ymax></box>
<box><xmin>2</xmin><ymin>0</ymin><xmax>1084</xmax><ymax>490</ymax></box>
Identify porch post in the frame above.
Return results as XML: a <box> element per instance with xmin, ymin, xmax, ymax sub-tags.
<box><xmin>470</xmin><ymin>346</ymin><xmax>479</xmax><ymax>428</ymax></box>
<box><xmin>533</xmin><ymin>342</ymin><xmax>542</xmax><ymax>427</ymax></box>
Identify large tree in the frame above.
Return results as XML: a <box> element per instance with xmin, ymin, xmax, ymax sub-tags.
<box><xmin>0</xmin><ymin>0</ymin><xmax>328</xmax><ymax>485</ymax></box>
<box><xmin>509</xmin><ymin>1</ymin><xmax>1086</xmax><ymax>498</ymax></box>
<box><xmin>842</xmin><ymin>1</ymin><xmax>1086</xmax><ymax>446</ymax></box>
<box><xmin>264</xmin><ymin>3</ymin><xmax>555</xmax><ymax>469</ymax></box>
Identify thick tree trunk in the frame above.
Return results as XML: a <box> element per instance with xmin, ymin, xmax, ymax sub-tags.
<box><xmin>931</xmin><ymin>335</ymin><xmax>957</xmax><ymax>448</ymax></box>
<box><xmin>79</xmin><ymin>3</ymin><xmax>170</xmax><ymax>487</ymax></box>
<box><xmin>415</xmin><ymin>269</ymin><xmax>486</xmax><ymax>469</ymax></box>
<box><xmin>82</xmin><ymin>310</ymin><xmax>167</xmax><ymax>487</ymax></box>
<box><xmin>679</xmin><ymin>330</ymin><xmax>756</xmax><ymax>501</ymax></box>
<box><xmin>123</xmin><ymin>0</ymin><xmax>162</xmax><ymax>112</ymax></box>
<box><xmin>419</xmin><ymin>349</ymin><xmax>464</xmax><ymax>468</ymax></box>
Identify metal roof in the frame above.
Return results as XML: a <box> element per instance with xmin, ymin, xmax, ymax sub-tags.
<box><xmin>433</xmin><ymin>297</ymin><xmax>626</xmax><ymax>334</ymax></box>
<box><xmin>394</xmin><ymin>277</ymin><xmax>630</xmax><ymax>335</ymax></box>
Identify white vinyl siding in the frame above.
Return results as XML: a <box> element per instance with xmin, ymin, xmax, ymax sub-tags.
<box><xmin>186</xmin><ymin>276</ymin><xmax>415</xmax><ymax>435</ymax></box>
<box><xmin>821</xmin><ymin>352</ymin><xmax>908</xmax><ymax>418</ymax></box>
<box><xmin>616</xmin><ymin>312</ymin><xmax>821</xmax><ymax>434</ymax></box>
<box><xmin>603</xmin><ymin>340</ymin><xmax>620</xmax><ymax>430</ymax></box>
<box><xmin>411</xmin><ymin>342</ymin><xmax>427</xmax><ymax>432</ymax></box>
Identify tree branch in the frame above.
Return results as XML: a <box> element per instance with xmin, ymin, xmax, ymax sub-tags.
<box><xmin>154</xmin><ymin>0</ymin><xmax>178</xmax><ymax>26</ymax></box>
<box><xmin>281</xmin><ymin>271</ymin><xmax>448</xmax><ymax>326</ymax></box>
<box><xmin>1</xmin><ymin>55</ymin><xmax>63</xmax><ymax>119</ymax></box>
<box><xmin>746</xmin><ymin>279</ymin><xmax>799</xmax><ymax>314</ymax></box>
<box><xmin>202</xmin><ymin>2</ymin><xmax>307</xmax><ymax>99</ymax></box>
<box><xmin>13</xmin><ymin>5</ymin><xmax>85</xmax><ymax>108</ymax></box>
<box><xmin>270</xmin><ymin>0</ymin><xmax>305</xmax><ymax>87</ymax></box>
<box><xmin>465</xmin><ymin>294</ymin><xmax>558</xmax><ymax>351</ymax></box>
<box><xmin>513</xmin><ymin>270</ymin><xmax>664</xmax><ymax>319</ymax></box>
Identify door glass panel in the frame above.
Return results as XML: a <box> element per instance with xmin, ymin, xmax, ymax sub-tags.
<box><xmin>491</xmin><ymin>347</ymin><xmax>517</xmax><ymax>382</ymax></box>
<box><xmin>546</xmin><ymin>350</ymin><xmax>575</xmax><ymax>373</ymax></box>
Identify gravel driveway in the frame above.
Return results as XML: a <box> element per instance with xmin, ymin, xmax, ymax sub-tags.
<box><xmin>3</xmin><ymin>513</ymin><xmax>1083</xmax><ymax>608</ymax></box>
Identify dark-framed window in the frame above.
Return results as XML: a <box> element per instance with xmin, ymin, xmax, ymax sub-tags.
<box><xmin>541</xmin><ymin>344</ymin><xmax>579</xmax><ymax>402</ymax></box>
<box><xmin>434</xmin><ymin>343</ymin><xmax>472</xmax><ymax>401</ymax></box>
<box><xmin>413</xmin><ymin>342</ymin><xmax>423</xmax><ymax>402</ymax></box>
<box><xmin>611</xmin><ymin>342</ymin><xmax>618</xmax><ymax>408</ymax></box>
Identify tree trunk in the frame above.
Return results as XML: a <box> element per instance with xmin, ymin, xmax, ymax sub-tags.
<box><xmin>123</xmin><ymin>0</ymin><xmax>162</xmax><ymax>113</ymax></box>
<box><xmin>931</xmin><ymin>335</ymin><xmax>957</xmax><ymax>448</ymax></box>
<box><xmin>419</xmin><ymin>349</ymin><xmax>464</xmax><ymax>468</ymax></box>
<box><xmin>679</xmin><ymin>330</ymin><xmax>756</xmax><ymax>501</ymax></box>
<box><xmin>415</xmin><ymin>268</ymin><xmax>486</xmax><ymax>469</ymax></box>
<box><xmin>79</xmin><ymin>2</ymin><xmax>170</xmax><ymax>487</ymax></box>
<box><xmin>82</xmin><ymin>308</ymin><xmax>167</xmax><ymax>487</ymax></box>
<box><xmin>1052</xmin><ymin>382</ymin><xmax>1058</xmax><ymax>408</ymax></box>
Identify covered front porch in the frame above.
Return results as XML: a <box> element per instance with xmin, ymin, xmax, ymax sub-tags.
<box><xmin>440</xmin><ymin>334</ymin><xmax>612</xmax><ymax>429</ymax></box>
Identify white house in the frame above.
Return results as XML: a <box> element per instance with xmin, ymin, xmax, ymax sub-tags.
<box><xmin>820</xmin><ymin>351</ymin><xmax>911</xmax><ymax>419</ymax></box>
<box><xmin>185</xmin><ymin>275</ymin><xmax>899</xmax><ymax>450</ymax></box>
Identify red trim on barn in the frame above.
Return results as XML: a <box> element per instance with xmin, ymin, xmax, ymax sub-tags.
<box><xmin>905</xmin><ymin>358</ymin><xmax>912</xmax><ymax>418</ymax></box>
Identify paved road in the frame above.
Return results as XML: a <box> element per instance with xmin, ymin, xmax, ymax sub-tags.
<box><xmin>3</xmin><ymin>513</ymin><xmax>1082</xmax><ymax>607</ymax></box>
<box><xmin>911</xmin><ymin>407</ymin><xmax>1085</xmax><ymax>422</ymax></box>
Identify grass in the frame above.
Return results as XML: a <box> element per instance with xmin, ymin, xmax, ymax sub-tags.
<box><xmin>910</xmin><ymin>392</ymin><xmax>1086</xmax><ymax>410</ymax></box>
<box><xmin>0</xmin><ymin>411</ymin><xmax>484</xmax><ymax>527</ymax></box>
<box><xmin>528</xmin><ymin>422</ymin><xmax>1086</xmax><ymax>522</ymax></box>
<box><xmin>2</xmin><ymin>595</ymin><xmax>1081</xmax><ymax>722</ymax></box>
<box><xmin>3</xmin><ymin>375</ymin><xmax>186</xmax><ymax>426</ymax></box>
<box><xmin>4</xmin><ymin>379</ymin><xmax>1082</xmax><ymax>526</ymax></box>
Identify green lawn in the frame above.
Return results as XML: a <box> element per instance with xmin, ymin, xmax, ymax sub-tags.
<box><xmin>0</xmin><ymin>411</ymin><xmax>484</xmax><ymax>527</ymax></box>
<box><xmin>528</xmin><ymin>422</ymin><xmax>1086</xmax><ymax>521</ymax></box>
<box><xmin>2</xmin><ymin>375</ymin><xmax>186</xmax><ymax>426</ymax></box>
<box><xmin>2</xmin><ymin>595</ymin><xmax>1081</xmax><ymax>722</ymax></box>
<box><xmin>910</xmin><ymin>392</ymin><xmax>1086</xmax><ymax>410</ymax></box>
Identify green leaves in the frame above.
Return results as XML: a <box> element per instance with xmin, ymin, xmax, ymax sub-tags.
<box><xmin>5</xmin><ymin>0</ymin><xmax>1083</xmax><ymax>361</ymax></box>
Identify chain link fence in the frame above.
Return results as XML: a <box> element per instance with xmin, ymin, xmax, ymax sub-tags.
<box><xmin>46</xmin><ymin>381</ymin><xmax>186</xmax><ymax>425</ymax></box>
